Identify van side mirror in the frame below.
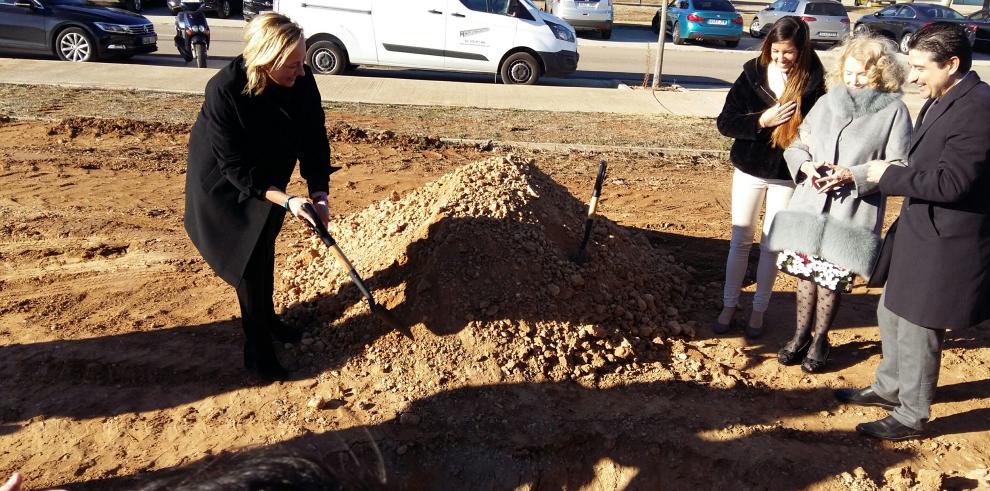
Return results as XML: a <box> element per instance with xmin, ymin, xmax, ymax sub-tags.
<box><xmin>766</xmin><ymin>6</ymin><xmax>775</xmax><ymax>10</ymax></box>
<box><xmin>874</xmin><ymin>11</ymin><xmax>882</xmax><ymax>16</ymax></box>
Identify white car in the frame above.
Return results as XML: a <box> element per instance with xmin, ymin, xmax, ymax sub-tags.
<box><xmin>276</xmin><ymin>0</ymin><xmax>579</xmax><ymax>85</ymax></box>
<box><xmin>546</xmin><ymin>0</ymin><xmax>614</xmax><ymax>39</ymax></box>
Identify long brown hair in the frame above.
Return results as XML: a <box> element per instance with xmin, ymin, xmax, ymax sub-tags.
<box><xmin>758</xmin><ymin>17</ymin><xmax>815</xmax><ymax>148</ymax></box>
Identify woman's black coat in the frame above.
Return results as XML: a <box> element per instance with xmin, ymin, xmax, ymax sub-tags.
<box><xmin>871</xmin><ymin>72</ymin><xmax>990</xmax><ymax>329</ymax></box>
<box><xmin>717</xmin><ymin>55</ymin><xmax>826</xmax><ymax>180</ymax></box>
<box><xmin>184</xmin><ymin>56</ymin><xmax>334</xmax><ymax>285</ymax></box>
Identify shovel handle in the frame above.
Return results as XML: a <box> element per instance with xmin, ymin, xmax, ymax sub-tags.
<box><xmin>298</xmin><ymin>202</ymin><xmax>376</xmax><ymax>306</ymax></box>
<box><xmin>586</xmin><ymin>160</ymin><xmax>607</xmax><ymax>217</ymax></box>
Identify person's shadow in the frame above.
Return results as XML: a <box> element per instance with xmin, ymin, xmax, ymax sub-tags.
<box><xmin>67</xmin><ymin>379</ymin><xmax>917</xmax><ymax>490</ymax></box>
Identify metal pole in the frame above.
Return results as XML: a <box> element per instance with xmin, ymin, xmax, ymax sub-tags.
<box><xmin>652</xmin><ymin>1</ymin><xmax>668</xmax><ymax>89</ymax></box>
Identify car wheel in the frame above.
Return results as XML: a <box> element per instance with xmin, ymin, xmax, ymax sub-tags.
<box><xmin>500</xmin><ymin>52</ymin><xmax>541</xmax><ymax>85</ymax></box>
<box><xmin>55</xmin><ymin>27</ymin><xmax>95</xmax><ymax>62</ymax></box>
<box><xmin>217</xmin><ymin>0</ymin><xmax>232</xmax><ymax>18</ymax></box>
<box><xmin>306</xmin><ymin>40</ymin><xmax>348</xmax><ymax>75</ymax></box>
<box><xmin>170</xmin><ymin>7</ymin><xmax>180</xmax><ymax>14</ymax></box>
<box><xmin>854</xmin><ymin>23</ymin><xmax>869</xmax><ymax>35</ymax></box>
<box><xmin>900</xmin><ymin>32</ymin><xmax>912</xmax><ymax>53</ymax></box>
<box><xmin>750</xmin><ymin>17</ymin><xmax>763</xmax><ymax>38</ymax></box>
<box><xmin>672</xmin><ymin>21</ymin><xmax>684</xmax><ymax>45</ymax></box>
<box><xmin>652</xmin><ymin>13</ymin><xmax>660</xmax><ymax>34</ymax></box>
<box><xmin>725</xmin><ymin>39</ymin><xmax>740</xmax><ymax>48</ymax></box>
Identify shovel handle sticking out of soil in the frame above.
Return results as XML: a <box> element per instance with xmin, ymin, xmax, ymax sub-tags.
<box><xmin>573</xmin><ymin>160</ymin><xmax>607</xmax><ymax>264</ymax></box>
<box><xmin>298</xmin><ymin>202</ymin><xmax>413</xmax><ymax>339</ymax></box>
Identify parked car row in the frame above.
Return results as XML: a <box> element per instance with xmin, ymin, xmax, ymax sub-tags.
<box><xmin>854</xmin><ymin>3</ymin><xmax>978</xmax><ymax>52</ymax></box>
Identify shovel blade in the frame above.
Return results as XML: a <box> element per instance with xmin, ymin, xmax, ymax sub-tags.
<box><xmin>372</xmin><ymin>304</ymin><xmax>413</xmax><ymax>339</ymax></box>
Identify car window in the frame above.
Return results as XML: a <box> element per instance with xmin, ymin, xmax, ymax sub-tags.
<box><xmin>896</xmin><ymin>6</ymin><xmax>916</xmax><ymax>18</ymax></box>
<box><xmin>803</xmin><ymin>2</ymin><xmax>845</xmax><ymax>16</ymax></box>
<box><xmin>781</xmin><ymin>0</ymin><xmax>799</xmax><ymax>12</ymax></box>
<box><xmin>878</xmin><ymin>5</ymin><xmax>898</xmax><ymax>16</ymax></box>
<box><xmin>768</xmin><ymin>0</ymin><xmax>784</xmax><ymax>10</ymax></box>
<box><xmin>935</xmin><ymin>7</ymin><xmax>964</xmax><ymax>19</ymax></box>
<box><xmin>459</xmin><ymin>0</ymin><xmax>487</xmax><ymax>12</ymax></box>
<box><xmin>694</xmin><ymin>0</ymin><xmax>734</xmax><ymax>11</ymax></box>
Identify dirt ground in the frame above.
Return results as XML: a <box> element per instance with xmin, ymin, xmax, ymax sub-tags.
<box><xmin>1</xmin><ymin>85</ymin><xmax>989</xmax><ymax>491</ymax></box>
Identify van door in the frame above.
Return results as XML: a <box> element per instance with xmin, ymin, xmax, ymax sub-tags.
<box><xmin>444</xmin><ymin>0</ymin><xmax>518</xmax><ymax>71</ymax></box>
<box><xmin>374</xmin><ymin>0</ymin><xmax>448</xmax><ymax>68</ymax></box>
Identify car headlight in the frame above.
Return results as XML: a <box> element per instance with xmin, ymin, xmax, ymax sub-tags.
<box><xmin>546</xmin><ymin>21</ymin><xmax>575</xmax><ymax>43</ymax></box>
<box><xmin>94</xmin><ymin>22</ymin><xmax>131</xmax><ymax>34</ymax></box>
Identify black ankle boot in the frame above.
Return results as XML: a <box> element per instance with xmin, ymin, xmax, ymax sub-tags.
<box><xmin>244</xmin><ymin>338</ymin><xmax>289</xmax><ymax>381</ymax></box>
<box><xmin>269</xmin><ymin>317</ymin><xmax>303</xmax><ymax>344</ymax></box>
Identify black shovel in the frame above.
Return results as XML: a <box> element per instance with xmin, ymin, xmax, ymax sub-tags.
<box><xmin>298</xmin><ymin>202</ymin><xmax>413</xmax><ymax>340</ymax></box>
<box><xmin>572</xmin><ymin>160</ymin><xmax>608</xmax><ymax>264</ymax></box>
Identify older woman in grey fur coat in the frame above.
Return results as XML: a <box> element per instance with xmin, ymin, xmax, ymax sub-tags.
<box><xmin>766</xmin><ymin>35</ymin><xmax>912</xmax><ymax>373</ymax></box>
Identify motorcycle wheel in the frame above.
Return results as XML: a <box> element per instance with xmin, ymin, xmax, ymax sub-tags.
<box><xmin>195</xmin><ymin>43</ymin><xmax>207</xmax><ymax>68</ymax></box>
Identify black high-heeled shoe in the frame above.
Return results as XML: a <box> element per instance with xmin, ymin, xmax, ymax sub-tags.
<box><xmin>777</xmin><ymin>337</ymin><xmax>811</xmax><ymax>366</ymax></box>
<box><xmin>801</xmin><ymin>341</ymin><xmax>831</xmax><ymax>373</ymax></box>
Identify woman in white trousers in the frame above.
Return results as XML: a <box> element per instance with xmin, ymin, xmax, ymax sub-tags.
<box><xmin>714</xmin><ymin>17</ymin><xmax>826</xmax><ymax>338</ymax></box>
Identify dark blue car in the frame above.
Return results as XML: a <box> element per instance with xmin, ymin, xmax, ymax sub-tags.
<box><xmin>0</xmin><ymin>0</ymin><xmax>157</xmax><ymax>62</ymax></box>
<box><xmin>652</xmin><ymin>0</ymin><xmax>744</xmax><ymax>47</ymax></box>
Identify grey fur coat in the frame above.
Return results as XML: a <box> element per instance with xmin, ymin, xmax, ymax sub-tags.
<box><xmin>766</xmin><ymin>85</ymin><xmax>913</xmax><ymax>278</ymax></box>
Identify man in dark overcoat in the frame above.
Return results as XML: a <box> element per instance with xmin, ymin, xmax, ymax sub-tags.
<box><xmin>834</xmin><ymin>23</ymin><xmax>990</xmax><ymax>440</ymax></box>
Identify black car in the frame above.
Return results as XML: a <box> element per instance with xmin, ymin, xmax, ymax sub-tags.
<box><xmin>0</xmin><ymin>0</ymin><xmax>157</xmax><ymax>62</ymax></box>
<box><xmin>167</xmin><ymin>0</ymin><xmax>240</xmax><ymax>18</ymax></box>
<box><xmin>854</xmin><ymin>3</ymin><xmax>977</xmax><ymax>53</ymax></box>
<box><xmin>966</xmin><ymin>9</ymin><xmax>990</xmax><ymax>49</ymax></box>
<box><xmin>241</xmin><ymin>0</ymin><xmax>270</xmax><ymax>21</ymax></box>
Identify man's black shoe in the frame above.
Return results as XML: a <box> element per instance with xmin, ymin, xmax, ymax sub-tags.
<box><xmin>834</xmin><ymin>387</ymin><xmax>899</xmax><ymax>411</ymax></box>
<box><xmin>856</xmin><ymin>416</ymin><xmax>923</xmax><ymax>441</ymax></box>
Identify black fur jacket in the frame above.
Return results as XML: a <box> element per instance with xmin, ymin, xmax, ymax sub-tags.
<box><xmin>716</xmin><ymin>55</ymin><xmax>826</xmax><ymax>180</ymax></box>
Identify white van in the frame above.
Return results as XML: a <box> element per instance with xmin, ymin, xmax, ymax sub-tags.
<box><xmin>274</xmin><ymin>0</ymin><xmax>579</xmax><ymax>84</ymax></box>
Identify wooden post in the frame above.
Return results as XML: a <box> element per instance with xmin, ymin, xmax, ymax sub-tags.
<box><xmin>652</xmin><ymin>1</ymin><xmax>668</xmax><ymax>89</ymax></box>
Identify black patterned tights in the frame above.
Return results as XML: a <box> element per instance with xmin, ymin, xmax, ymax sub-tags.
<box><xmin>788</xmin><ymin>278</ymin><xmax>841</xmax><ymax>358</ymax></box>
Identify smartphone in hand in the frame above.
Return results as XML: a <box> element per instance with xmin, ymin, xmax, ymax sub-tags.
<box><xmin>811</xmin><ymin>165</ymin><xmax>832</xmax><ymax>190</ymax></box>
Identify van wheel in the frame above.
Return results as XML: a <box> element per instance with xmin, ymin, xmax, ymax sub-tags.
<box><xmin>306</xmin><ymin>40</ymin><xmax>348</xmax><ymax>75</ymax></box>
<box><xmin>652</xmin><ymin>13</ymin><xmax>660</xmax><ymax>34</ymax></box>
<box><xmin>500</xmin><ymin>52</ymin><xmax>541</xmax><ymax>85</ymax></box>
<box><xmin>750</xmin><ymin>18</ymin><xmax>763</xmax><ymax>38</ymax></box>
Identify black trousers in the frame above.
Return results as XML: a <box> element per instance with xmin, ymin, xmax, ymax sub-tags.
<box><xmin>234</xmin><ymin>207</ymin><xmax>285</xmax><ymax>355</ymax></box>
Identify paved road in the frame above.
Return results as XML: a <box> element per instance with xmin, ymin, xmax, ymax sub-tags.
<box><xmin>10</xmin><ymin>5</ymin><xmax>989</xmax><ymax>89</ymax></box>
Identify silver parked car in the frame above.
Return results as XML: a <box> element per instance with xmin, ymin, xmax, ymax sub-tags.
<box><xmin>546</xmin><ymin>0</ymin><xmax>614</xmax><ymax>39</ymax></box>
<box><xmin>751</xmin><ymin>0</ymin><xmax>850</xmax><ymax>44</ymax></box>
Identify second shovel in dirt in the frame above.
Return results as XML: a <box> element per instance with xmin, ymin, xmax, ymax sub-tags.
<box><xmin>572</xmin><ymin>159</ymin><xmax>607</xmax><ymax>264</ymax></box>
<box><xmin>298</xmin><ymin>202</ymin><xmax>413</xmax><ymax>339</ymax></box>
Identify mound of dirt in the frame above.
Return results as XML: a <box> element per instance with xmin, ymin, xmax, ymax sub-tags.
<box><xmin>276</xmin><ymin>154</ymin><xmax>703</xmax><ymax>384</ymax></box>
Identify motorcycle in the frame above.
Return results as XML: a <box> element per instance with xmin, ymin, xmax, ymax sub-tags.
<box><xmin>173</xmin><ymin>2</ymin><xmax>211</xmax><ymax>68</ymax></box>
